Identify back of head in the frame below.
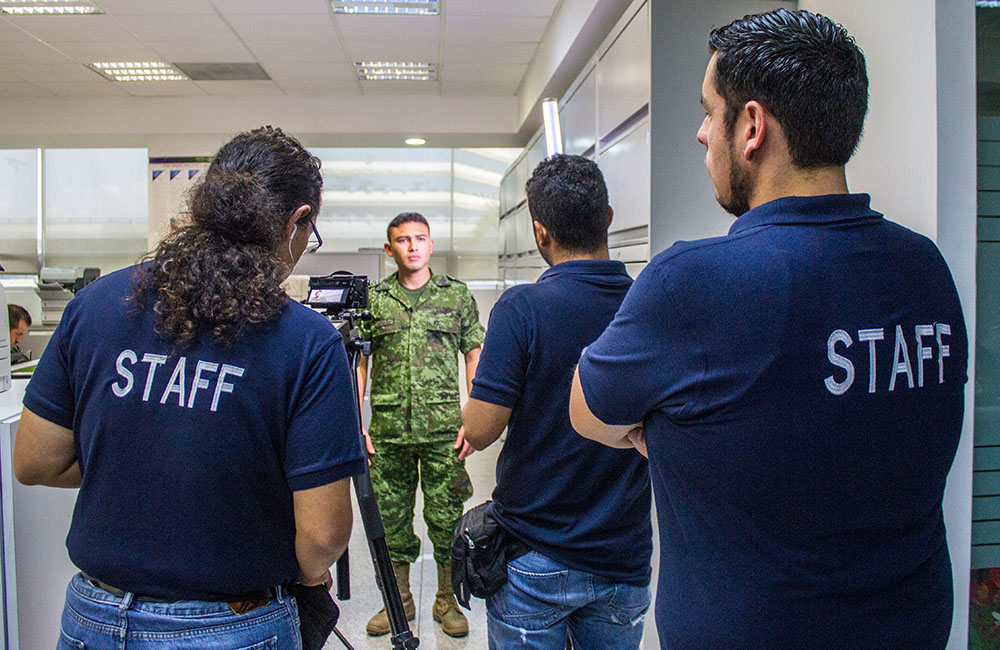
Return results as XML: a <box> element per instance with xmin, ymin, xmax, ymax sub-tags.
<box><xmin>8</xmin><ymin>304</ymin><xmax>30</xmax><ymax>330</ymax></box>
<box><xmin>525</xmin><ymin>154</ymin><xmax>610</xmax><ymax>253</ymax></box>
<box><xmin>135</xmin><ymin>126</ymin><xmax>323</xmax><ymax>346</ymax></box>
<box><xmin>709</xmin><ymin>8</ymin><xmax>868</xmax><ymax>168</ymax></box>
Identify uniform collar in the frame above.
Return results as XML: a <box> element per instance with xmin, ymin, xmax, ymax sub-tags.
<box><xmin>538</xmin><ymin>259</ymin><xmax>629</xmax><ymax>282</ymax></box>
<box><xmin>377</xmin><ymin>269</ymin><xmax>447</xmax><ymax>307</ymax></box>
<box><xmin>729</xmin><ymin>193</ymin><xmax>882</xmax><ymax>236</ymax></box>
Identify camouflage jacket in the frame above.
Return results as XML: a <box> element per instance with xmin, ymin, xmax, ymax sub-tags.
<box><xmin>359</xmin><ymin>270</ymin><xmax>485</xmax><ymax>442</ymax></box>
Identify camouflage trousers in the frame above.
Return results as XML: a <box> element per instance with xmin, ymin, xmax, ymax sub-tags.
<box><xmin>369</xmin><ymin>439</ymin><xmax>474</xmax><ymax>566</ymax></box>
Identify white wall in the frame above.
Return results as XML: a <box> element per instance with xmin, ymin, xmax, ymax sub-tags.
<box><xmin>797</xmin><ymin>2</ymin><xmax>977</xmax><ymax>648</ymax></box>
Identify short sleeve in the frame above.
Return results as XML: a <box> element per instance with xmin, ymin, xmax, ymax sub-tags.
<box><xmin>284</xmin><ymin>336</ymin><xmax>366</xmax><ymax>491</ymax></box>
<box><xmin>22</xmin><ymin>305</ymin><xmax>76</xmax><ymax>430</ymax></box>
<box><xmin>459</xmin><ymin>287</ymin><xmax>486</xmax><ymax>354</ymax></box>
<box><xmin>469</xmin><ymin>295</ymin><xmax>529</xmax><ymax>408</ymax></box>
<box><xmin>577</xmin><ymin>259</ymin><xmax>702</xmax><ymax>425</ymax></box>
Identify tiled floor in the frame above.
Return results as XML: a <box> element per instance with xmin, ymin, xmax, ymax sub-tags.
<box><xmin>325</xmin><ymin>440</ymin><xmax>500</xmax><ymax>650</ymax></box>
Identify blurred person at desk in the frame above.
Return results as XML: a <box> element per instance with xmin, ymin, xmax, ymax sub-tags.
<box><xmin>12</xmin><ymin>126</ymin><xmax>364</xmax><ymax>650</ymax></box>
<box><xmin>8</xmin><ymin>303</ymin><xmax>31</xmax><ymax>364</ymax></box>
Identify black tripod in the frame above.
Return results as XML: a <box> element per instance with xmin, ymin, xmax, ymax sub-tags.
<box><xmin>328</xmin><ymin>309</ymin><xmax>419</xmax><ymax>650</ymax></box>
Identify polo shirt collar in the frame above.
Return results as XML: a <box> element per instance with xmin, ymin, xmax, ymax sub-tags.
<box><xmin>729</xmin><ymin>193</ymin><xmax>882</xmax><ymax>236</ymax></box>
<box><xmin>538</xmin><ymin>259</ymin><xmax>629</xmax><ymax>282</ymax></box>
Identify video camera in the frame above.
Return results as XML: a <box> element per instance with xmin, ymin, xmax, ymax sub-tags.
<box><xmin>305</xmin><ymin>272</ymin><xmax>369</xmax><ymax>316</ymax></box>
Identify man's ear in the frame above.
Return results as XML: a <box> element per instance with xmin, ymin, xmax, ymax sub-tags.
<box><xmin>607</xmin><ymin>206</ymin><xmax>614</xmax><ymax>228</ymax></box>
<box><xmin>532</xmin><ymin>219</ymin><xmax>551</xmax><ymax>248</ymax></box>
<box><xmin>742</xmin><ymin>101</ymin><xmax>768</xmax><ymax>161</ymax></box>
<box><xmin>286</xmin><ymin>204</ymin><xmax>311</xmax><ymax>238</ymax></box>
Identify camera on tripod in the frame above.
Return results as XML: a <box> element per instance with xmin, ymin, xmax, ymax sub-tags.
<box><xmin>305</xmin><ymin>272</ymin><xmax>369</xmax><ymax>316</ymax></box>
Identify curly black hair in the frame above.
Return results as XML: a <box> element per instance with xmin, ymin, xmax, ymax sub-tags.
<box><xmin>133</xmin><ymin>126</ymin><xmax>322</xmax><ymax>346</ymax></box>
<box><xmin>709</xmin><ymin>8</ymin><xmax>869</xmax><ymax>169</ymax></box>
<box><xmin>525</xmin><ymin>154</ymin><xmax>610</xmax><ymax>253</ymax></box>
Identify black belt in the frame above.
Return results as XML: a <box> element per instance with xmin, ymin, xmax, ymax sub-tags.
<box><xmin>82</xmin><ymin>573</ymin><xmax>274</xmax><ymax>614</ymax></box>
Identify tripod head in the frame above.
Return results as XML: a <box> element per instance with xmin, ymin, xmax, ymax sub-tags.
<box><xmin>305</xmin><ymin>271</ymin><xmax>373</xmax><ymax>356</ymax></box>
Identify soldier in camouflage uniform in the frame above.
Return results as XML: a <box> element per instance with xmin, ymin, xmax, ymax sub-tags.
<box><xmin>357</xmin><ymin>212</ymin><xmax>484</xmax><ymax>638</ymax></box>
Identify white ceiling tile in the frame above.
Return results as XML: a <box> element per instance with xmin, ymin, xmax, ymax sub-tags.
<box><xmin>0</xmin><ymin>18</ymin><xmax>36</xmax><ymax>42</ymax></box>
<box><xmin>445</xmin><ymin>15</ymin><xmax>549</xmax><ymax>42</ymax></box>
<box><xmin>334</xmin><ymin>15</ymin><xmax>438</xmax><ymax>42</ymax></box>
<box><xmin>6</xmin><ymin>62</ymin><xmax>97</xmax><ymax>82</ymax></box>
<box><xmin>224</xmin><ymin>13</ymin><xmax>337</xmax><ymax>42</ymax></box>
<box><xmin>262</xmin><ymin>61</ymin><xmax>356</xmax><ymax>82</ymax></box>
<box><xmin>33</xmin><ymin>80</ymin><xmax>130</xmax><ymax>96</ymax></box>
<box><xmin>441</xmin><ymin>79</ymin><xmax>518</xmax><ymax>96</ymax></box>
<box><xmin>0</xmin><ymin>81</ymin><xmax>53</xmax><ymax>97</ymax></box>
<box><xmin>193</xmin><ymin>80</ymin><xmax>283</xmax><ymax>96</ymax></box>
<box><xmin>50</xmin><ymin>41</ymin><xmax>161</xmax><ymax>63</ymax></box>
<box><xmin>443</xmin><ymin>40</ymin><xmax>536</xmax><ymax>64</ymax></box>
<box><xmin>360</xmin><ymin>79</ymin><xmax>438</xmax><ymax>95</ymax></box>
<box><xmin>0</xmin><ymin>41</ymin><xmax>68</xmax><ymax>64</ymax></box>
<box><xmin>3</xmin><ymin>15</ymin><xmax>135</xmax><ymax>42</ymax></box>
<box><xmin>445</xmin><ymin>0</ymin><xmax>559</xmax><ymax>16</ymax></box>
<box><xmin>114</xmin><ymin>14</ymin><xmax>236</xmax><ymax>42</ymax></box>
<box><xmin>274</xmin><ymin>77</ymin><xmax>359</xmax><ymax>96</ymax></box>
<box><xmin>210</xmin><ymin>0</ymin><xmax>330</xmax><ymax>14</ymax></box>
<box><xmin>443</xmin><ymin>63</ymin><xmax>526</xmax><ymax>83</ymax></box>
<box><xmin>149</xmin><ymin>40</ymin><xmax>255</xmax><ymax>62</ymax></box>
<box><xmin>344</xmin><ymin>39</ymin><xmax>439</xmax><ymax>63</ymax></box>
<box><xmin>119</xmin><ymin>80</ymin><xmax>207</xmax><ymax>96</ymax></box>
<box><xmin>251</xmin><ymin>41</ymin><xmax>346</xmax><ymax>64</ymax></box>
<box><xmin>94</xmin><ymin>0</ymin><xmax>217</xmax><ymax>15</ymax></box>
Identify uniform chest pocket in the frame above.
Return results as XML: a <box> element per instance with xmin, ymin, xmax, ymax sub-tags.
<box><xmin>372</xmin><ymin>319</ymin><xmax>405</xmax><ymax>338</ymax></box>
<box><xmin>423</xmin><ymin>316</ymin><xmax>459</xmax><ymax>348</ymax></box>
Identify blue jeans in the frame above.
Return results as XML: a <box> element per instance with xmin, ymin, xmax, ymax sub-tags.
<box><xmin>57</xmin><ymin>573</ymin><xmax>301</xmax><ymax>650</ymax></box>
<box><xmin>486</xmin><ymin>551</ymin><xmax>650</xmax><ymax>649</ymax></box>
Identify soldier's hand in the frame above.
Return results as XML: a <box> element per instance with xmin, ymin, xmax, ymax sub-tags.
<box><xmin>455</xmin><ymin>425</ymin><xmax>475</xmax><ymax>461</ymax></box>
<box><xmin>362</xmin><ymin>427</ymin><xmax>376</xmax><ymax>461</ymax></box>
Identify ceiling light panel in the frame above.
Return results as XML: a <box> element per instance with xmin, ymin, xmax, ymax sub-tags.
<box><xmin>0</xmin><ymin>0</ymin><xmax>102</xmax><ymax>14</ymax></box>
<box><xmin>332</xmin><ymin>1</ymin><xmax>438</xmax><ymax>16</ymax></box>
<box><xmin>355</xmin><ymin>61</ymin><xmax>436</xmax><ymax>81</ymax></box>
<box><xmin>87</xmin><ymin>62</ymin><xmax>189</xmax><ymax>82</ymax></box>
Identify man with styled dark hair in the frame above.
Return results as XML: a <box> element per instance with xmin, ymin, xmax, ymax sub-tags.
<box><xmin>8</xmin><ymin>304</ymin><xmax>32</xmax><ymax>364</ymax></box>
<box><xmin>571</xmin><ymin>9</ymin><xmax>967</xmax><ymax>650</ymax></box>
<box><xmin>464</xmin><ymin>153</ymin><xmax>651</xmax><ymax>649</ymax></box>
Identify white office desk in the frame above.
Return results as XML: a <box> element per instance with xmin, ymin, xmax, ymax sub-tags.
<box><xmin>1</xmin><ymin>379</ymin><xmax>79</xmax><ymax>650</ymax></box>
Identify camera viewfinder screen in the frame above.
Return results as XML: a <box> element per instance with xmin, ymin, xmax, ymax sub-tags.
<box><xmin>309</xmin><ymin>288</ymin><xmax>347</xmax><ymax>304</ymax></box>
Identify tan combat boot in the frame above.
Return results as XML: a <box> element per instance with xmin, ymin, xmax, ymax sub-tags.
<box><xmin>432</xmin><ymin>562</ymin><xmax>468</xmax><ymax>637</ymax></box>
<box><xmin>365</xmin><ymin>562</ymin><xmax>417</xmax><ymax>636</ymax></box>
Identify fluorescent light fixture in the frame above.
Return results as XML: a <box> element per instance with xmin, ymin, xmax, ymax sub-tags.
<box><xmin>405</xmin><ymin>138</ymin><xmax>426</xmax><ymax>146</ymax></box>
<box><xmin>332</xmin><ymin>0</ymin><xmax>438</xmax><ymax>15</ymax></box>
<box><xmin>977</xmin><ymin>0</ymin><xmax>1000</xmax><ymax>6</ymax></box>
<box><xmin>0</xmin><ymin>0</ymin><xmax>102</xmax><ymax>14</ymax></box>
<box><xmin>87</xmin><ymin>62</ymin><xmax>189</xmax><ymax>82</ymax></box>
<box><xmin>355</xmin><ymin>61</ymin><xmax>436</xmax><ymax>81</ymax></box>
<box><xmin>542</xmin><ymin>98</ymin><xmax>564</xmax><ymax>157</ymax></box>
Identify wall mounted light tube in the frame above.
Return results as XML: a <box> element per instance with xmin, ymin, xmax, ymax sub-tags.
<box><xmin>542</xmin><ymin>98</ymin><xmax>563</xmax><ymax>157</ymax></box>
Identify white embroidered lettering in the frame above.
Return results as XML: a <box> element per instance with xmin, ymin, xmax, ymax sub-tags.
<box><xmin>824</xmin><ymin>329</ymin><xmax>854</xmax><ymax>395</ymax></box>
<box><xmin>857</xmin><ymin>328</ymin><xmax>884</xmax><ymax>393</ymax></box>
<box><xmin>112</xmin><ymin>349</ymin><xmax>137</xmax><ymax>397</ymax></box>
<box><xmin>160</xmin><ymin>357</ymin><xmax>187</xmax><ymax>406</ymax></box>
<box><xmin>211</xmin><ymin>364</ymin><xmax>245</xmax><ymax>412</ymax></box>
<box><xmin>914</xmin><ymin>325</ymin><xmax>935</xmax><ymax>388</ymax></box>
<box><xmin>187</xmin><ymin>361</ymin><xmax>219</xmax><ymax>409</ymax></box>
<box><xmin>936</xmin><ymin>323</ymin><xmax>951</xmax><ymax>384</ymax></box>
<box><xmin>889</xmin><ymin>325</ymin><xmax>914</xmax><ymax>391</ymax></box>
<box><xmin>140</xmin><ymin>353</ymin><xmax>167</xmax><ymax>402</ymax></box>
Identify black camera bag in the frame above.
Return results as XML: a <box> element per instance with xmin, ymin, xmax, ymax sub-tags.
<box><xmin>450</xmin><ymin>501</ymin><xmax>529</xmax><ymax>610</ymax></box>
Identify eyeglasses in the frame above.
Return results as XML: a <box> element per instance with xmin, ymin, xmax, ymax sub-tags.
<box><xmin>304</xmin><ymin>220</ymin><xmax>323</xmax><ymax>255</ymax></box>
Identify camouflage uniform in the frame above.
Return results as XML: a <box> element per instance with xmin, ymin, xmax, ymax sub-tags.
<box><xmin>359</xmin><ymin>270</ymin><xmax>484</xmax><ymax>565</ymax></box>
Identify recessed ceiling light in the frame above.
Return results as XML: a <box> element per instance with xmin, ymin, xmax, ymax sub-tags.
<box><xmin>332</xmin><ymin>0</ymin><xmax>438</xmax><ymax>16</ymax></box>
<box><xmin>405</xmin><ymin>138</ymin><xmax>426</xmax><ymax>146</ymax></box>
<box><xmin>87</xmin><ymin>62</ymin><xmax>189</xmax><ymax>82</ymax></box>
<box><xmin>0</xmin><ymin>0</ymin><xmax>102</xmax><ymax>14</ymax></box>
<box><xmin>355</xmin><ymin>61</ymin><xmax>436</xmax><ymax>81</ymax></box>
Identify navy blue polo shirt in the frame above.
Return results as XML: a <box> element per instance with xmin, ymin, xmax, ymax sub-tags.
<box><xmin>24</xmin><ymin>266</ymin><xmax>366</xmax><ymax>600</ymax></box>
<box><xmin>471</xmin><ymin>259</ymin><xmax>652</xmax><ymax>585</ymax></box>
<box><xmin>579</xmin><ymin>195</ymin><xmax>967</xmax><ymax>649</ymax></box>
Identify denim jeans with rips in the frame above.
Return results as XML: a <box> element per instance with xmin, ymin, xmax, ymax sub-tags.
<box><xmin>57</xmin><ymin>573</ymin><xmax>301</xmax><ymax>650</ymax></box>
<box><xmin>485</xmin><ymin>551</ymin><xmax>650</xmax><ymax>649</ymax></box>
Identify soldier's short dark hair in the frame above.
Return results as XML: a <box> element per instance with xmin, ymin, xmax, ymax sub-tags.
<box><xmin>8</xmin><ymin>304</ymin><xmax>31</xmax><ymax>330</ymax></box>
<box><xmin>708</xmin><ymin>8</ymin><xmax>868</xmax><ymax>168</ymax></box>
<box><xmin>387</xmin><ymin>212</ymin><xmax>430</xmax><ymax>241</ymax></box>
<box><xmin>525</xmin><ymin>154</ymin><xmax>610</xmax><ymax>253</ymax></box>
